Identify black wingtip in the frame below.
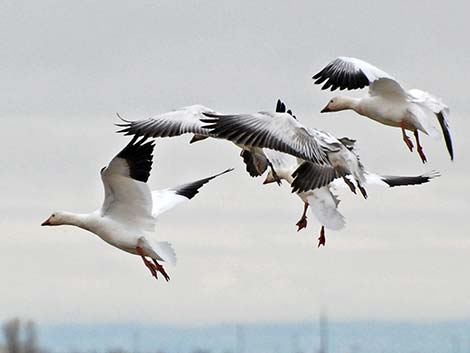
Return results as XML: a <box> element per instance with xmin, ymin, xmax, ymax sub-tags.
<box><xmin>435</xmin><ymin>112</ymin><xmax>454</xmax><ymax>161</ymax></box>
<box><xmin>175</xmin><ymin>168</ymin><xmax>234</xmax><ymax>200</ymax></box>
<box><xmin>382</xmin><ymin>171</ymin><xmax>440</xmax><ymax>188</ymax></box>
<box><xmin>115</xmin><ymin>136</ymin><xmax>155</xmax><ymax>183</ymax></box>
<box><xmin>274</xmin><ymin>99</ymin><xmax>296</xmax><ymax>119</ymax></box>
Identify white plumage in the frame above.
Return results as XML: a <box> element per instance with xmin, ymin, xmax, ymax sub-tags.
<box><xmin>314</xmin><ymin>57</ymin><xmax>453</xmax><ymax>162</ymax></box>
<box><xmin>41</xmin><ymin>137</ymin><xmax>232</xmax><ymax>280</ymax></box>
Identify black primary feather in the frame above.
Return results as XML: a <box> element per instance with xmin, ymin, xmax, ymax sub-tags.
<box><xmin>313</xmin><ymin>58</ymin><xmax>370</xmax><ymax>91</ymax></box>
<box><xmin>174</xmin><ymin>168</ymin><xmax>234</xmax><ymax>199</ymax></box>
<box><xmin>116</xmin><ymin>136</ymin><xmax>155</xmax><ymax>183</ymax></box>
<box><xmin>275</xmin><ymin>99</ymin><xmax>297</xmax><ymax>119</ymax></box>
<box><xmin>435</xmin><ymin>112</ymin><xmax>454</xmax><ymax>160</ymax></box>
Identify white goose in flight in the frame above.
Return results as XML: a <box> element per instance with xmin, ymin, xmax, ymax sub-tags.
<box><xmin>200</xmin><ymin>104</ymin><xmax>369</xmax><ymax>197</ymax></box>
<box><xmin>264</xmin><ymin>147</ymin><xmax>439</xmax><ymax>247</ymax></box>
<box><xmin>262</xmin><ymin>100</ymin><xmax>440</xmax><ymax>247</ymax></box>
<box><xmin>41</xmin><ymin>137</ymin><xmax>232</xmax><ymax>281</ymax></box>
<box><xmin>313</xmin><ymin>57</ymin><xmax>453</xmax><ymax>163</ymax></box>
<box><xmin>116</xmin><ymin>105</ymin><xmax>283</xmax><ymax>184</ymax></box>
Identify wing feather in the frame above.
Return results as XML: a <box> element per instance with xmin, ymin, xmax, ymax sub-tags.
<box><xmin>201</xmin><ymin>112</ymin><xmax>330</xmax><ymax>165</ymax></box>
<box><xmin>152</xmin><ymin>169</ymin><xmax>233</xmax><ymax>217</ymax></box>
<box><xmin>116</xmin><ymin>105</ymin><xmax>218</xmax><ymax>140</ymax></box>
<box><xmin>313</xmin><ymin>57</ymin><xmax>406</xmax><ymax>97</ymax></box>
<box><xmin>100</xmin><ymin>137</ymin><xmax>155</xmax><ymax>230</ymax></box>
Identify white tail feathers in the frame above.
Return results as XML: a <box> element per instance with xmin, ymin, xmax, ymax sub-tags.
<box><xmin>153</xmin><ymin>241</ymin><xmax>177</xmax><ymax>266</ymax></box>
<box><xmin>306</xmin><ymin>191</ymin><xmax>345</xmax><ymax>231</ymax></box>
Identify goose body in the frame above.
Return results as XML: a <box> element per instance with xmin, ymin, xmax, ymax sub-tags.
<box><xmin>42</xmin><ymin>137</ymin><xmax>232</xmax><ymax>280</ymax></box>
<box><xmin>263</xmin><ymin>128</ymin><xmax>439</xmax><ymax>247</ymax></box>
<box><xmin>200</xmin><ymin>106</ymin><xmax>368</xmax><ymax>196</ymax></box>
<box><xmin>314</xmin><ymin>57</ymin><xmax>453</xmax><ymax>162</ymax></box>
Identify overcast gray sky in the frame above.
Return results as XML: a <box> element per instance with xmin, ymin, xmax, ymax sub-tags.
<box><xmin>1</xmin><ymin>0</ymin><xmax>469</xmax><ymax>325</ymax></box>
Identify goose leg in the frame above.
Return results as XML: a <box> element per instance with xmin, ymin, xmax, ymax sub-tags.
<box><xmin>296</xmin><ymin>202</ymin><xmax>309</xmax><ymax>231</ymax></box>
<box><xmin>317</xmin><ymin>226</ymin><xmax>326</xmax><ymax>247</ymax></box>
<box><xmin>358</xmin><ymin>184</ymin><xmax>368</xmax><ymax>199</ymax></box>
<box><xmin>343</xmin><ymin>177</ymin><xmax>357</xmax><ymax>194</ymax></box>
<box><xmin>136</xmin><ymin>246</ymin><xmax>158</xmax><ymax>279</ymax></box>
<box><xmin>268</xmin><ymin>162</ymin><xmax>282</xmax><ymax>186</ymax></box>
<box><xmin>152</xmin><ymin>259</ymin><xmax>170</xmax><ymax>282</ymax></box>
<box><xmin>414</xmin><ymin>130</ymin><xmax>427</xmax><ymax>163</ymax></box>
<box><xmin>400</xmin><ymin>122</ymin><xmax>414</xmax><ymax>152</ymax></box>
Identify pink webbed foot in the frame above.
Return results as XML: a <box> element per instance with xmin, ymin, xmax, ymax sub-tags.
<box><xmin>317</xmin><ymin>226</ymin><xmax>326</xmax><ymax>248</ymax></box>
<box><xmin>296</xmin><ymin>202</ymin><xmax>309</xmax><ymax>231</ymax></box>
<box><xmin>152</xmin><ymin>259</ymin><xmax>170</xmax><ymax>282</ymax></box>
<box><xmin>401</xmin><ymin>122</ymin><xmax>414</xmax><ymax>152</ymax></box>
<box><xmin>296</xmin><ymin>216</ymin><xmax>308</xmax><ymax>232</ymax></box>
<box><xmin>414</xmin><ymin>130</ymin><xmax>427</xmax><ymax>163</ymax></box>
<box><xmin>136</xmin><ymin>246</ymin><xmax>169</xmax><ymax>281</ymax></box>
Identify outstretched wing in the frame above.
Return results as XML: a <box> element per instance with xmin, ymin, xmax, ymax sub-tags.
<box><xmin>291</xmin><ymin>161</ymin><xmax>348</xmax><ymax>193</ymax></box>
<box><xmin>100</xmin><ymin>137</ymin><xmax>155</xmax><ymax>230</ymax></box>
<box><xmin>116</xmin><ymin>105</ymin><xmax>218</xmax><ymax>140</ymax></box>
<box><xmin>152</xmin><ymin>169</ymin><xmax>233</xmax><ymax>217</ymax></box>
<box><xmin>334</xmin><ymin>171</ymin><xmax>440</xmax><ymax>188</ymax></box>
<box><xmin>201</xmin><ymin>111</ymin><xmax>330</xmax><ymax>165</ymax></box>
<box><xmin>368</xmin><ymin>171</ymin><xmax>440</xmax><ymax>187</ymax></box>
<box><xmin>313</xmin><ymin>57</ymin><xmax>406</xmax><ymax>97</ymax></box>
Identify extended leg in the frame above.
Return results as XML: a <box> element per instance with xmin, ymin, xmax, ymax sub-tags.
<box><xmin>343</xmin><ymin>177</ymin><xmax>357</xmax><ymax>194</ymax></box>
<box><xmin>358</xmin><ymin>184</ymin><xmax>368</xmax><ymax>199</ymax></box>
<box><xmin>400</xmin><ymin>122</ymin><xmax>414</xmax><ymax>152</ymax></box>
<box><xmin>268</xmin><ymin>162</ymin><xmax>282</xmax><ymax>186</ymax></box>
<box><xmin>296</xmin><ymin>202</ymin><xmax>309</xmax><ymax>231</ymax></box>
<box><xmin>136</xmin><ymin>246</ymin><xmax>158</xmax><ymax>279</ymax></box>
<box><xmin>414</xmin><ymin>130</ymin><xmax>427</xmax><ymax>163</ymax></box>
<box><xmin>152</xmin><ymin>259</ymin><xmax>170</xmax><ymax>282</ymax></box>
<box><xmin>317</xmin><ymin>226</ymin><xmax>326</xmax><ymax>248</ymax></box>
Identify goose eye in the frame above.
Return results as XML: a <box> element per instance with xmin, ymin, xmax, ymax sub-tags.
<box><xmin>330</xmin><ymin>99</ymin><xmax>334</xmax><ymax>103</ymax></box>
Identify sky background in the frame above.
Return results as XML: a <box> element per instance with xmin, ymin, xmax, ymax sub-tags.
<box><xmin>1</xmin><ymin>0</ymin><xmax>469</xmax><ymax>327</ymax></box>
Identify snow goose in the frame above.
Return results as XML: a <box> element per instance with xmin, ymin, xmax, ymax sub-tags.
<box><xmin>264</xmin><ymin>147</ymin><xmax>439</xmax><ymax>246</ymax></box>
<box><xmin>313</xmin><ymin>57</ymin><xmax>453</xmax><ymax>163</ymax></box>
<box><xmin>200</xmin><ymin>102</ymin><xmax>369</xmax><ymax>197</ymax></box>
<box><xmin>41</xmin><ymin>137</ymin><xmax>233</xmax><ymax>281</ymax></box>
<box><xmin>116</xmin><ymin>105</ymin><xmax>282</xmax><ymax>184</ymax></box>
<box><xmin>262</xmin><ymin>100</ymin><xmax>440</xmax><ymax>246</ymax></box>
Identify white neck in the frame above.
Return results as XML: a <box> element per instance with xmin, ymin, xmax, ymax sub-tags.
<box><xmin>58</xmin><ymin>211</ymin><xmax>93</xmax><ymax>230</ymax></box>
<box><xmin>340</xmin><ymin>96</ymin><xmax>361</xmax><ymax>112</ymax></box>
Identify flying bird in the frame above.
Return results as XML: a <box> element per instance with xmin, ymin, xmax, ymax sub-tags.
<box><xmin>264</xmin><ymin>147</ymin><xmax>439</xmax><ymax>246</ymax></box>
<box><xmin>41</xmin><ymin>137</ymin><xmax>233</xmax><ymax>281</ymax></box>
<box><xmin>200</xmin><ymin>104</ymin><xmax>369</xmax><ymax>197</ymax></box>
<box><xmin>313</xmin><ymin>57</ymin><xmax>453</xmax><ymax>163</ymax></box>
<box><xmin>262</xmin><ymin>100</ymin><xmax>440</xmax><ymax>247</ymax></box>
<box><xmin>116</xmin><ymin>105</ymin><xmax>282</xmax><ymax>184</ymax></box>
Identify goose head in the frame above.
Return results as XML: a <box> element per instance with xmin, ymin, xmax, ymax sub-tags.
<box><xmin>321</xmin><ymin>97</ymin><xmax>353</xmax><ymax>113</ymax></box>
<box><xmin>41</xmin><ymin>212</ymin><xmax>71</xmax><ymax>226</ymax></box>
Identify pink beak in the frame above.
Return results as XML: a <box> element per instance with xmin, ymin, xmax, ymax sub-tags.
<box><xmin>41</xmin><ymin>217</ymin><xmax>51</xmax><ymax>226</ymax></box>
<box><xmin>320</xmin><ymin>104</ymin><xmax>331</xmax><ymax>113</ymax></box>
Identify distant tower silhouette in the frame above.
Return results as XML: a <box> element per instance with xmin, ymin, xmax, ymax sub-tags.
<box><xmin>236</xmin><ymin>325</ymin><xmax>245</xmax><ymax>353</ymax></box>
<box><xmin>292</xmin><ymin>333</ymin><xmax>301</xmax><ymax>353</ymax></box>
<box><xmin>318</xmin><ymin>311</ymin><xmax>328</xmax><ymax>353</ymax></box>
<box><xmin>452</xmin><ymin>336</ymin><xmax>461</xmax><ymax>353</ymax></box>
<box><xmin>132</xmin><ymin>330</ymin><xmax>141</xmax><ymax>353</ymax></box>
<box><xmin>350</xmin><ymin>343</ymin><xmax>360</xmax><ymax>353</ymax></box>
